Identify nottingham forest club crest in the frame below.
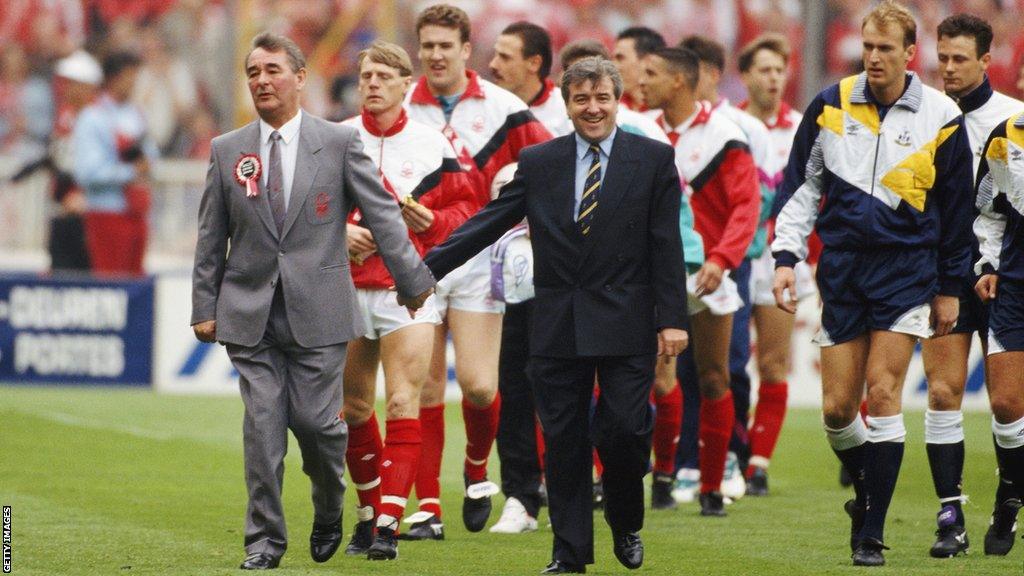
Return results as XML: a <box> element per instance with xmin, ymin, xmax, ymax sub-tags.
<box><xmin>234</xmin><ymin>154</ymin><xmax>263</xmax><ymax>198</ymax></box>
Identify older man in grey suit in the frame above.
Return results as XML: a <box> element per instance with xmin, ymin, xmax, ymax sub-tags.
<box><xmin>191</xmin><ymin>32</ymin><xmax>435</xmax><ymax>570</ymax></box>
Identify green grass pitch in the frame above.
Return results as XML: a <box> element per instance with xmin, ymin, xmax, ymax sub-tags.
<box><xmin>0</xmin><ymin>386</ymin><xmax>1020</xmax><ymax>575</ymax></box>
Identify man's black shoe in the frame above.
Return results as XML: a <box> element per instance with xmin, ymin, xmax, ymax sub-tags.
<box><xmin>397</xmin><ymin>513</ymin><xmax>445</xmax><ymax>540</ymax></box>
<box><xmin>699</xmin><ymin>491</ymin><xmax>726</xmax><ymax>517</ymax></box>
<box><xmin>463</xmin><ymin>474</ymin><xmax>498</xmax><ymax>532</ymax></box>
<box><xmin>344</xmin><ymin>519</ymin><xmax>375</xmax><ymax>555</ymax></box>
<box><xmin>592</xmin><ymin>479</ymin><xmax>605</xmax><ymax>510</ymax></box>
<box><xmin>309</xmin><ymin>518</ymin><xmax>342</xmax><ymax>563</ymax></box>
<box><xmin>612</xmin><ymin>531</ymin><xmax>644</xmax><ymax>569</ymax></box>
<box><xmin>929</xmin><ymin>505</ymin><xmax>968</xmax><ymax>558</ymax></box>
<box><xmin>851</xmin><ymin>537</ymin><xmax>888</xmax><ymax>566</ymax></box>
<box><xmin>651</xmin><ymin>473</ymin><xmax>677</xmax><ymax>510</ymax></box>
<box><xmin>746</xmin><ymin>467</ymin><xmax>769</xmax><ymax>496</ymax></box>
<box><xmin>367</xmin><ymin>526</ymin><xmax>398</xmax><ymax>560</ymax></box>
<box><xmin>984</xmin><ymin>497</ymin><xmax>1021</xmax><ymax>555</ymax></box>
<box><xmin>239</xmin><ymin>553</ymin><xmax>280</xmax><ymax>570</ymax></box>
<box><xmin>844</xmin><ymin>499</ymin><xmax>866</xmax><ymax>552</ymax></box>
<box><xmin>930</xmin><ymin>524</ymin><xmax>969</xmax><ymax>558</ymax></box>
<box><xmin>540</xmin><ymin>560</ymin><xmax>586</xmax><ymax>574</ymax></box>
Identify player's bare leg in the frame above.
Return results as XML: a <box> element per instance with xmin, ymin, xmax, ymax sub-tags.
<box><xmin>448</xmin><ymin>308</ymin><xmax>503</xmax><ymax>532</ymax></box>
<box><xmin>689</xmin><ymin>309</ymin><xmax>734</xmax><ymax>516</ymax></box>
<box><xmin>746</xmin><ymin>304</ymin><xmax>796</xmax><ymax>494</ymax></box>
<box><xmin>921</xmin><ymin>333</ymin><xmax>971</xmax><ymax>556</ymax></box>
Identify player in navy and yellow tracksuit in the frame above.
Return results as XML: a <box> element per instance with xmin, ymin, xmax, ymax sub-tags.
<box><xmin>974</xmin><ymin>112</ymin><xmax>1024</xmax><ymax>558</ymax></box>
<box><xmin>771</xmin><ymin>64</ymin><xmax>974</xmax><ymax>565</ymax></box>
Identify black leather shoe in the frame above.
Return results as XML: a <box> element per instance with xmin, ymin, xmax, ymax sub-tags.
<box><xmin>612</xmin><ymin>531</ymin><xmax>644</xmax><ymax>569</ymax></box>
<box><xmin>699</xmin><ymin>491</ymin><xmax>726</xmax><ymax>517</ymax></box>
<box><xmin>310</xmin><ymin>518</ymin><xmax>343</xmax><ymax>563</ymax></box>
<box><xmin>239</xmin><ymin>552</ymin><xmax>280</xmax><ymax>570</ymax></box>
<box><xmin>463</xmin><ymin>474</ymin><xmax>498</xmax><ymax>532</ymax></box>
<box><xmin>851</xmin><ymin>537</ymin><xmax>889</xmax><ymax>566</ymax></box>
<box><xmin>540</xmin><ymin>560</ymin><xmax>586</xmax><ymax>573</ymax></box>
<box><xmin>345</xmin><ymin>519</ymin><xmax>375</xmax><ymax>555</ymax></box>
<box><xmin>367</xmin><ymin>526</ymin><xmax>398</xmax><ymax>560</ymax></box>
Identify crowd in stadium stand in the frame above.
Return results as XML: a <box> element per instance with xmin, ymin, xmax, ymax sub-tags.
<box><xmin>4</xmin><ymin>0</ymin><xmax>1024</xmax><ymax>163</ymax></box>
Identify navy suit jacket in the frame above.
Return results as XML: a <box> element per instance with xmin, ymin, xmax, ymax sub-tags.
<box><xmin>424</xmin><ymin>129</ymin><xmax>688</xmax><ymax>358</ymax></box>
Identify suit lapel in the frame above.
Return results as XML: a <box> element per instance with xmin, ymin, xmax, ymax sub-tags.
<box><xmin>578</xmin><ymin>130</ymin><xmax>637</xmax><ymax>264</ymax></box>
<box><xmin>554</xmin><ymin>136</ymin><xmax>579</xmax><ymax>234</ymax></box>
<box><xmin>280</xmin><ymin>114</ymin><xmax>322</xmax><ymax>240</ymax></box>
<box><xmin>235</xmin><ymin>122</ymin><xmax>279</xmax><ymax>241</ymax></box>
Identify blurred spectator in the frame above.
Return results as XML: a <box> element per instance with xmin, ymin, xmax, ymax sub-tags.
<box><xmin>0</xmin><ymin>0</ymin><xmax>84</xmax><ymax>59</ymax></box>
<box><xmin>326</xmin><ymin>73</ymin><xmax>360</xmax><ymax>122</ymax></box>
<box><xmin>0</xmin><ymin>44</ymin><xmax>52</xmax><ymax>160</ymax></box>
<box><xmin>73</xmin><ymin>50</ymin><xmax>157</xmax><ymax>276</ymax></box>
<box><xmin>132</xmin><ymin>25</ymin><xmax>199</xmax><ymax>153</ymax></box>
<box><xmin>49</xmin><ymin>49</ymin><xmax>102</xmax><ymax>273</ymax></box>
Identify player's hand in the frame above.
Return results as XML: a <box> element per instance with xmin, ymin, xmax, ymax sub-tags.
<box><xmin>395</xmin><ymin>287</ymin><xmax>434</xmax><ymax>318</ymax></box>
<box><xmin>193</xmin><ymin>320</ymin><xmax>217</xmax><ymax>343</ymax></box>
<box><xmin>772</xmin><ymin>266</ymin><xmax>798</xmax><ymax>314</ymax></box>
<box><xmin>930</xmin><ymin>294</ymin><xmax>960</xmax><ymax>337</ymax></box>
<box><xmin>695</xmin><ymin>261</ymin><xmax>724</xmax><ymax>296</ymax></box>
<box><xmin>401</xmin><ymin>201</ymin><xmax>435</xmax><ymax>233</ymax></box>
<box><xmin>976</xmin><ymin>274</ymin><xmax>998</xmax><ymax>302</ymax></box>
<box><xmin>658</xmin><ymin>328</ymin><xmax>689</xmax><ymax>357</ymax></box>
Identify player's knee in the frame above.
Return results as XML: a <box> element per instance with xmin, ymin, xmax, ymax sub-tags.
<box><xmin>757</xmin><ymin>353</ymin><xmax>789</xmax><ymax>383</ymax></box>
<box><xmin>866</xmin><ymin>384</ymin><xmax>899</xmax><ymax>413</ymax></box>
<box><xmin>822</xmin><ymin>398</ymin><xmax>858</xmax><ymax>429</ymax></box>
<box><xmin>385</xmin><ymin>389</ymin><xmax>419</xmax><ymax>420</ymax></box>
<box><xmin>990</xmin><ymin>390</ymin><xmax>1024</xmax><ymax>423</ymax></box>
<box><xmin>927</xmin><ymin>381</ymin><xmax>962</xmax><ymax>411</ymax></box>
<box><xmin>420</xmin><ymin>377</ymin><xmax>446</xmax><ymax>406</ymax></box>
<box><xmin>343</xmin><ymin>396</ymin><xmax>375</xmax><ymax>427</ymax></box>
<box><xmin>462</xmin><ymin>381</ymin><xmax>497</xmax><ymax>407</ymax></box>
<box><xmin>698</xmin><ymin>368</ymin><xmax>729</xmax><ymax>399</ymax></box>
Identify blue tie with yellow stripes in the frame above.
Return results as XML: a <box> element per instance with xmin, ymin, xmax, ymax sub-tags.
<box><xmin>578</xmin><ymin>144</ymin><xmax>601</xmax><ymax>235</ymax></box>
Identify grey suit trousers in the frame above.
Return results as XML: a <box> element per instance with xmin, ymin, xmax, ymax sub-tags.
<box><xmin>226</xmin><ymin>285</ymin><xmax>348</xmax><ymax>557</ymax></box>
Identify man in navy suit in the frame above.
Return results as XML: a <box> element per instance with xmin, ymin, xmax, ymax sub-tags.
<box><xmin>424</xmin><ymin>56</ymin><xmax>689</xmax><ymax>574</ymax></box>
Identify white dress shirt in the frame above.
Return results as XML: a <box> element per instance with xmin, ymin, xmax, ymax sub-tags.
<box><xmin>259</xmin><ymin>109</ymin><xmax>302</xmax><ymax>211</ymax></box>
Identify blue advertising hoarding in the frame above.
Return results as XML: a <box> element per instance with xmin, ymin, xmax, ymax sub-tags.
<box><xmin>0</xmin><ymin>273</ymin><xmax>154</xmax><ymax>386</ymax></box>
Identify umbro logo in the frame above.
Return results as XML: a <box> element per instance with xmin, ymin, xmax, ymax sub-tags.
<box><xmin>846</xmin><ymin>123</ymin><xmax>860</xmax><ymax>134</ymax></box>
<box><xmin>1011</xmin><ymin>149</ymin><xmax>1023</xmax><ymax>162</ymax></box>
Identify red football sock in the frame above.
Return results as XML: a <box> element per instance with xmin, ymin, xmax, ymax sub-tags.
<box><xmin>699</xmin><ymin>391</ymin><xmax>735</xmax><ymax>494</ymax></box>
<box><xmin>653</xmin><ymin>381</ymin><xmax>683</xmax><ymax>475</ymax></box>
<box><xmin>747</xmin><ymin>382</ymin><xmax>788</xmax><ymax>476</ymax></box>
<box><xmin>378</xmin><ymin>418</ymin><xmax>422</xmax><ymax>522</ymax></box>
<box><xmin>345</xmin><ymin>411</ymin><xmax>383</xmax><ymax>513</ymax></box>
<box><xmin>593</xmin><ymin>448</ymin><xmax>604</xmax><ymax>479</ymax></box>
<box><xmin>415</xmin><ymin>404</ymin><xmax>445</xmax><ymax>518</ymax></box>
<box><xmin>463</xmin><ymin>394</ymin><xmax>501</xmax><ymax>483</ymax></box>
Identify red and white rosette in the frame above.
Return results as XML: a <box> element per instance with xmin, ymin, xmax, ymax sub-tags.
<box><xmin>234</xmin><ymin>154</ymin><xmax>262</xmax><ymax>198</ymax></box>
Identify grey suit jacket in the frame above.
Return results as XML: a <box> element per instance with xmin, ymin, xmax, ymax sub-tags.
<box><xmin>191</xmin><ymin>112</ymin><xmax>435</xmax><ymax>348</ymax></box>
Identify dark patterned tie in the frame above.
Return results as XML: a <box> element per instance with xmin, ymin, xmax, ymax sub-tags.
<box><xmin>577</xmin><ymin>144</ymin><xmax>601</xmax><ymax>235</ymax></box>
<box><xmin>268</xmin><ymin>130</ymin><xmax>285</xmax><ymax>235</ymax></box>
